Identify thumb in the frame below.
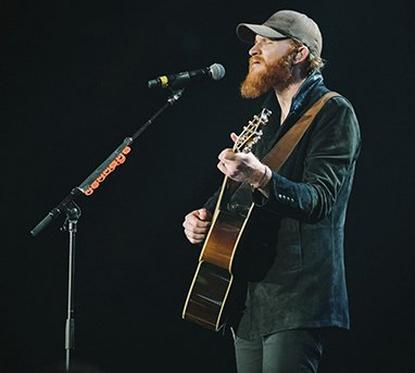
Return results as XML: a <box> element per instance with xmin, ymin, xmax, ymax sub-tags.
<box><xmin>230</xmin><ymin>132</ymin><xmax>239</xmax><ymax>143</ymax></box>
<box><xmin>198</xmin><ymin>208</ymin><xmax>211</xmax><ymax>221</ymax></box>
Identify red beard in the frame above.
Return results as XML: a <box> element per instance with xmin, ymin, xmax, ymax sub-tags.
<box><xmin>240</xmin><ymin>49</ymin><xmax>296</xmax><ymax>98</ymax></box>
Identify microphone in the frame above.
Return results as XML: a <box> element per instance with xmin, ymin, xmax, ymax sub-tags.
<box><xmin>147</xmin><ymin>63</ymin><xmax>225</xmax><ymax>89</ymax></box>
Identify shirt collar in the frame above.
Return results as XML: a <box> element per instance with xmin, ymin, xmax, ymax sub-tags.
<box><xmin>289</xmin><ymin>72</ymin><xmax>325</xmax><ymax>115</ymax></box>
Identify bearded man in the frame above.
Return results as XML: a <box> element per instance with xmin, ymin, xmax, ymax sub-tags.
<box><xmin>182</xmin><ymin>9</ymin><xmax>361</xmax><ymax>373</ymax></box>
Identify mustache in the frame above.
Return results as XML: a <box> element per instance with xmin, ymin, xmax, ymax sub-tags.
<box><xmin>249</xmin><ymin>56</ymin><xmax>265</xmax><ymax>67</ymax></box>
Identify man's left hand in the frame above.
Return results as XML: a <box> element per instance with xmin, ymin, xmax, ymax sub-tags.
<box><xmin>217</xmin><ymin>147</ymin><xmax>271</xmax><ymax>189</ymax></box>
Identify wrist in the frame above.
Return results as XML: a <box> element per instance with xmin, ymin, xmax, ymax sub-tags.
<box><xmin>252</xmin><ymin>164</ymin><xmax>272</xmax><ymax>189</ymax></box>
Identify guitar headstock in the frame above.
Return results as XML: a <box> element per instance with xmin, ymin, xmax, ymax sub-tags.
<box><xmin>234</xmin><ymin>108</ymin><xmax>272</xmax><ymax>153</ymax></box>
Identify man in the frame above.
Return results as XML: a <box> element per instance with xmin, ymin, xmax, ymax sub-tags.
<box><xmin>182</xmin><ymin>9</ymin><xmax>361</xmax><ymax>373</ymax></box>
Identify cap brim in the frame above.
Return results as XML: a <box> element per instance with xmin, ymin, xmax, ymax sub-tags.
<box><xmin>236</xmin><ymin>23</ymin><xmax>287</xmax><ymax>44</ymax></box>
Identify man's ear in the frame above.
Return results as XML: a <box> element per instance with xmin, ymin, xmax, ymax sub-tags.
<box><xmin>294</xmin><ymin>46</ymin><xmax>310</xmax><ymax>64</ymax></box>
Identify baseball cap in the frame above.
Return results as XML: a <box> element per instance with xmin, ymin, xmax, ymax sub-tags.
<box><xmin>236</xmin><ymin>10</ymin><xmax>323</xmax><ymax>57</ymax></box>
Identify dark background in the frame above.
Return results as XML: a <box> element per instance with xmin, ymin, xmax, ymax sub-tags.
<box><xmin>2</xmin><ymin>0</ymin><xmax>414</xmax><ymax>372</ymax></box>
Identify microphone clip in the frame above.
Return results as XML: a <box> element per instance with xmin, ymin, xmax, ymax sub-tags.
<box><xmin>167</xmin><ymin>88</ymin><xmax>185</xmax><ymax>105</ymax></box>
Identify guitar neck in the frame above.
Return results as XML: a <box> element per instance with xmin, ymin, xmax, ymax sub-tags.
<box><xmin>213</xmin><ymin>174</ymin><xmax>231</xmax><ymax>215</ymax></box>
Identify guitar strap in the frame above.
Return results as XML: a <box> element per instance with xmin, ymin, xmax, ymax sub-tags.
<box><xmin>261</xmin><ymin>91</ymin><xmax>340</xmax><ymax>171</ymax></box>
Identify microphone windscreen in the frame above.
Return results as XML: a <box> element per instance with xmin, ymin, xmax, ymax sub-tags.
<box><xmin>209</xmin><ymin>63</ymin><xmax>226</xmax><ymax>81</ymax></box>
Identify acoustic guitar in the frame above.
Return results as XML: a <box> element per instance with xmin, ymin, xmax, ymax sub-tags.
<box><xmin>182</xmin><ymin>108</ymin><xmax>272</xmax><ymax>331</ymax></box>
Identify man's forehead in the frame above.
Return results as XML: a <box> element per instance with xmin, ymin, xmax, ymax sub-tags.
<box><xmin>255</xmin><ymin>34</ymin><xmax>271</xmax><ymax>42</ymax></box>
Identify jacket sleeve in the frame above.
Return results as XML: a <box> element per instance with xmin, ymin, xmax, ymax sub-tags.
<box><xmin>253</xmin><ymin>96</ymin><xmax>361</xmax><ymax>223</ymax></box>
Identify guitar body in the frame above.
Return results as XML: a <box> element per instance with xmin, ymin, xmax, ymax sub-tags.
<box><xmin>182</xmin><ymin>108</ymin><xmax>272</xmax><ymax>331</ymax></box>
<box><xmin>182</xmin><ymin>206</ymin><xmax>253</xmax><ymax>331</ymax></box>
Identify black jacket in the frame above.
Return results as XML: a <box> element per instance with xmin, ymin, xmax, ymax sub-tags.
<box><xmin>204</xmin><ymin>72</ymin><xmax>361</xmax><ymax>339</ymax></box>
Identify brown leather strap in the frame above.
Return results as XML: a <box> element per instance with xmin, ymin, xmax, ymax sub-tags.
<box><xmin>262</xmin><ymin>91</ymin><xmax>340</xmax><ymax>171</ymax></box>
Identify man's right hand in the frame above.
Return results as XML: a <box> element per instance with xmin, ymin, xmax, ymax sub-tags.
<box><xmin>182</xmin><ymin>208</ymin><xmax>212</xmax><ymax>244</ymax></box>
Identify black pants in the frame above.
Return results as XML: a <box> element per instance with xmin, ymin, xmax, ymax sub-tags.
<box><xmin>233</xmin><ymin>329</ymin><xmax>324</xmax><ymax>373</ymax></box>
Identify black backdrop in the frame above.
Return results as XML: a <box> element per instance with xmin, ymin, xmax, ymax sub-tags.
<box><xmin>2</xmin><ymin>0</ymin><xmax>414</xmax><ymax>372</ymax></box>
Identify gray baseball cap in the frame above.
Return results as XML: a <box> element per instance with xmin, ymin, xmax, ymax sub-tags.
<box><xmin>236</xmin><ymin>10</ymin><xmax>323</xmax><ymax>57</ymax></box>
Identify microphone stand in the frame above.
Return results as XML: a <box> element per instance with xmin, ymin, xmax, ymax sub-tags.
<box><xmin>61</xmin><ymin>200</ymin><xmax>81</xmax><ymax>372</ymax></box>
<box><xmin>30</xmin><ymin>88</ymin><xmax>185</xmax><ymax>372</ymax></box>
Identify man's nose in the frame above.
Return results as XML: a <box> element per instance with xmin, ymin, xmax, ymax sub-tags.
<box><xmin>249</xmin><ymin>43</ymin><xmax>260</xmax><ymax>56</ymax></box>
